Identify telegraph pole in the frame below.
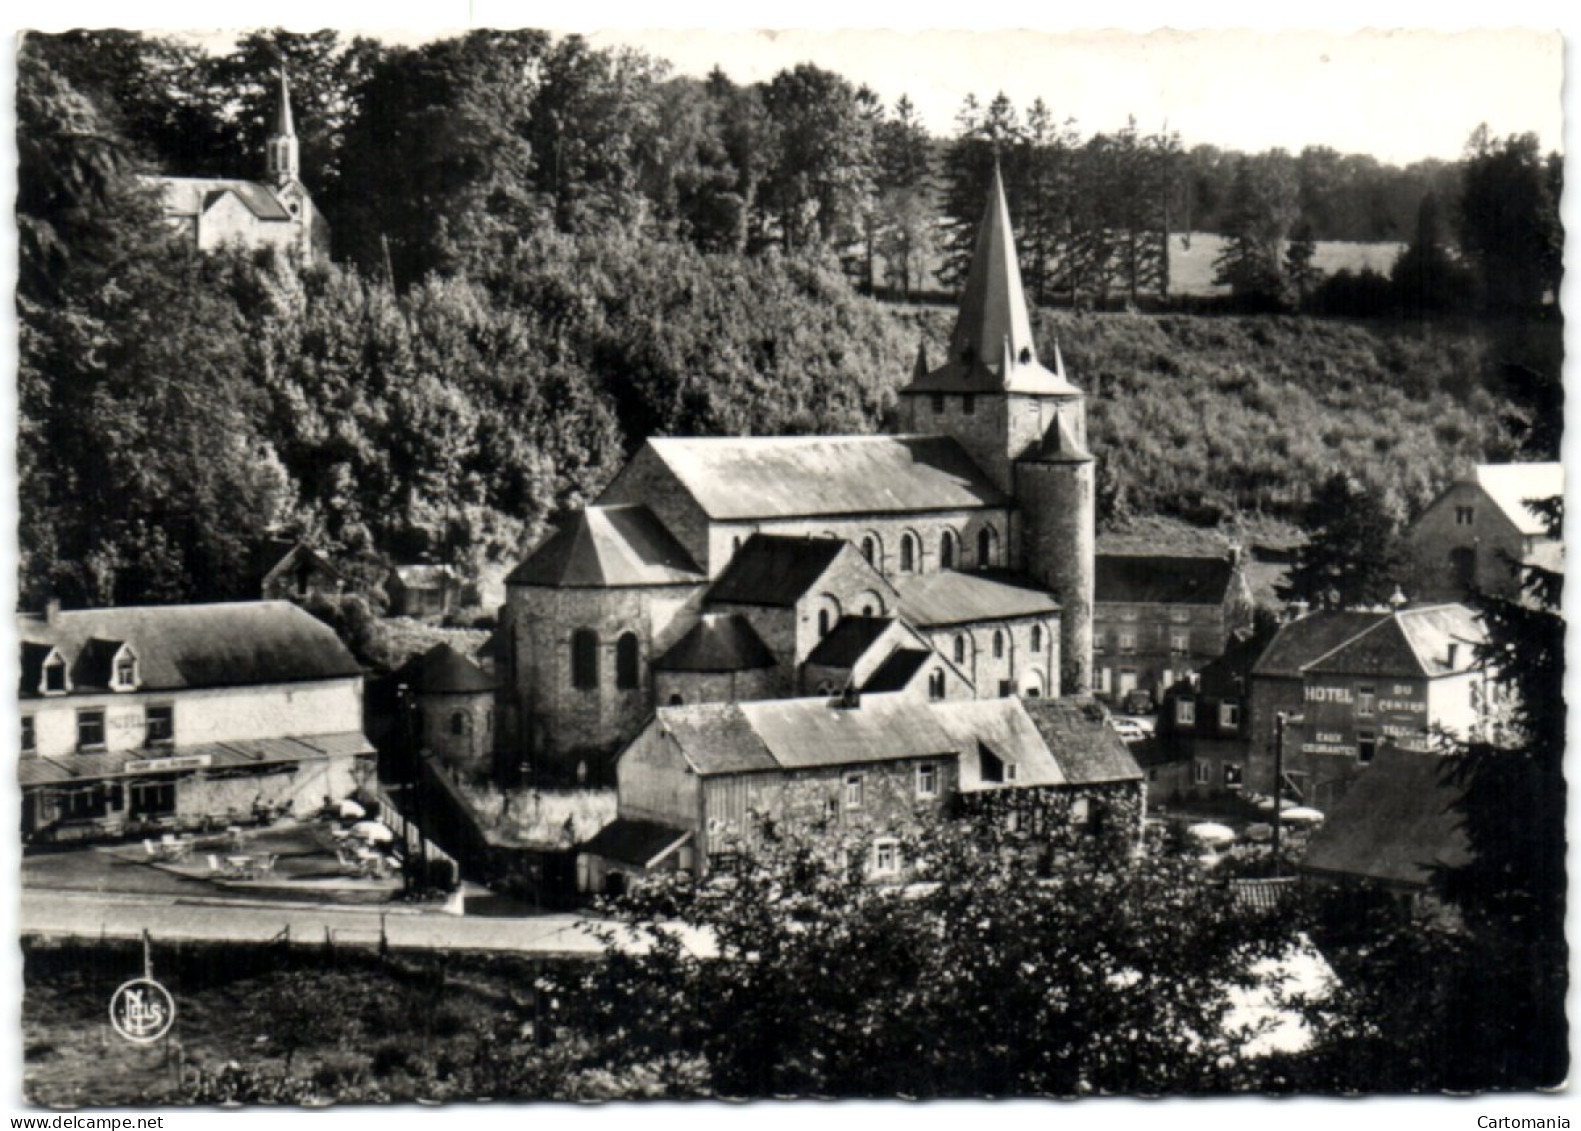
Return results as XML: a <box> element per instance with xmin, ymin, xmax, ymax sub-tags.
<box><xmin>1273</xmin><ymin>712</ymin><xmax>1287</xmax><ymax>877</ymax></box>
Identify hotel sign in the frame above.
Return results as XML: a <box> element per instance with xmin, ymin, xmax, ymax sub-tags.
<box><xmin>124</xmin><ymin>754</ymin><xmax>211</xmax><ymax>774</ymax></box>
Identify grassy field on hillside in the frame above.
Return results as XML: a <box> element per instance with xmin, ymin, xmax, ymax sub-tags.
<box><xmin>1167</xmin><ymin>233</ymin><xmax>1404</xmax><ymax>296</ymax></box>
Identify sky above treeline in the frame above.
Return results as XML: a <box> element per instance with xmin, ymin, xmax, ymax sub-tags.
<box><xmin>24</xmin><ymin>4</ymin><xmax>1570</xmax><ymax>165</ymax></box>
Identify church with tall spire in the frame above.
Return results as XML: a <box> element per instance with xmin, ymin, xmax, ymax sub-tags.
<box><xmin>498</xmin><ymin>171</ymin><xmax>1097</xmax><ymax>785</ymax></box>
<box><xmin>143</xmin><ymin>63</ymin><xmax>329</xmax><ymax>264</ymax></box>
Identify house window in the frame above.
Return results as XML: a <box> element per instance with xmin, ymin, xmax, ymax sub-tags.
<box><xmin>113</xmin><ymin>653</ymin><xmax>137</xmax><ymax>689</ymax></box>
<box><xmin>928</xmin><ymin>670</ymin><xmax>946</xmax><ymax>701</ymax></box>
<box><xmin>940</xmin><ymin>531</ymin><xmax>957</xmax><ymax>570</ymax></box>
<box><xmin>1176</xmin><ymin>699</ymin><xmax>1196</xmax><ymax>726</ymax></box>
<box><xmin>931</xmin><ymin>393</ymin><xmax>945</xmax><ymax>414</ymax></box>
<box><xmin>1094</xmin><ymin>667</ymin><xmax>1112</xmax><ymax>694</ymax></box>
<box><xmin>22</xmin><ymin>716</ymin><xmax>36</xmax><ymax>754</ymax></box>
<box><xmin>1170</xmin><ymin>608</ymin><xmax>1190</xmax><ymax>624</ymax></box>
<box><xmin>1455</xmin><ymin>505</ymin><xmax>1475</xmax><ymax>526</ymax></box>
<box><xmin>1119</xmin><ymin>632</ymin><xmax>1137</xmax><ymax>655</ymax></box>
<box><xmin>993</xmin><ymin>630</ymin><xmax>1005</xmax><ymax>659</ymax></box>
<box><xmin>1219</xmin><ymin>702</ymin><xmax>1240</xmax><ymax>730</ymax></box>
<box><xmin>953</xmin><ymin>635</ymin><xmax>967</xmax><ymax>665</ymax></box>
<box><xmin>1006</xmin><ymin>764</ymin><xmax>1019</xmax><ymax>783</ymax></box>
<box><xmin>998</xmin><ymin>680</ymin><xmax>1013</xmax><ymax>698</ymax></box>
<box><xmin>845</xmin><ymin>774</ymin><xmax>864</xmax><ymax>809</ymax></box>
<box><xmin>962</xmin><ymin>394</ymin><xmax>975</xmax><ymax>415</ymax></box>
<box><xmin>1031</xmin><ymin>624</ymin><xmax>1043</xmax><ymax>652</ymax></box>
<box><xmin>43</xmin><ymin>657</ymin><xmax>66</xmax><ymax>694</ymax></box>
<box><xmin>65</xmin><ymin>785</ymin><xmax>111</xmax><ymax>821</ymax></box>
<box><xmin>450</xmin><ymin>711</ymin><xmax>469</xmax><ymax>737</ymax></box>
<box><xmin>1357</xmin><ymin>685</ymin><xmax>1376</xmax><ymax>718</ymax></box>
<box><xmin>76</xmin><ymin>709</ymin><xmax>106</xmax><ymax>751</ymax></box>
<box><xmin>1223</xmin><ymin>763</ymin><xmax>1244</xmax><ymax>790</ymax></box>
<box><xmin>145</xmin><ymin>705</ymin><xmax>174</xmax><ymax>746</ymax></box>
<box><xmin>1170</xmin><ymin>631</ymin><xmax>1189</xmax><ymax>656</ymax></box>
<box><xmin>1193</xmin><ymin>761</ymin><xmax>1211</xmax><ymax>786</ymax></box>
<box><xmin>616</xmin><ymin>632</ymin><xmax>640</xmax><ymax>691</ymax></box>
<box><xmin>129</xmin><ymin>779</ymin><xmax>176</xmax><ymax>818</ymax></box>
<box><xmin>1357</xmin><ymin>730</ymin><xmax>1378</xmax><ymax>765</ymax></box>
<box><xmin>570</xmin><ymin>628</ymin><xmax>599</xmax><ymax>691</ymax></box>
<box><xmin>900</xmin><ymin>533</ymin><xmax>917</xmax><ymax>573</ymax></box>
<box><xmin>873</xmin><ymin>839</ymin><xmax>900</xmax><ymax>876</ymax></box>
<box><xmin>917</xmin><ymin>763</ymin><xmax>938</xmax><ymax>798</ymax></box>
<box><xmin>1094</xmin><ymin>633</ymin><xmax>1106</xmax><ymax>654</ymax></box>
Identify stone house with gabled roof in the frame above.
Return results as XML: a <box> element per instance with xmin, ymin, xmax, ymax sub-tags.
<box><xmin>579</xmin><ymin>691</ymin><xmax>1142</xmax><ymax>890</ymax></box>
<box><xmin>1404</xmin><ymin>462</ymin><xmax>1564</xmax><ymax>602</ymax></box>
<box><xmin>18</xmin><ymin>600</ymin><xmax>373</xmax><ymax>842</ymax></box>
<box><xmin>502</xmin><ymin>168</ymin><xmax>1097</xmax><ymax>783</ymax></box>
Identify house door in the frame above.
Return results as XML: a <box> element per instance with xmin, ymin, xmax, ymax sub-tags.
<box><xmin>1118</xmin><ymin>669</ymin><xmax>1139</xmax><ymax>696</ymax></box>
<box><xmin>1450</xmin><ymin>547</ymin><xmax>1476</xmax><ymax>591</ymax></box>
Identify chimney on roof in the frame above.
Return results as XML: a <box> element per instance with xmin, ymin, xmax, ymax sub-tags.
<box><xmin>45</xmin><ymin>598</ymin><xmax>60</xmax><ymax>626</ymax></box>
<box><xmin>1389</xmin><ymin>585</ymin><xmax>1408</xmax><ymax>610</ymax></box>
<box><xmin>1225</xmin><ymin>541</ymin><xmax>1244</xmax><ymax>567</ymax></box>
<box><xmin>838</xmin><ymin>685</ymin><xmax>861</xmax><ymax>710</ymax></box>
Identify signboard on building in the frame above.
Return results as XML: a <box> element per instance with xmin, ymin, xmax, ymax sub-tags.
<box><xmin>124</xmin><ymin>754</ymin><xmax>212</xmax><ymax>774</ymax></box>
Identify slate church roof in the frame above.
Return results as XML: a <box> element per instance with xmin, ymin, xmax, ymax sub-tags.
<box><xmin>508</xmin><ymin>504</ymin><xmax>703</xmax><ymax>588</ymax></box>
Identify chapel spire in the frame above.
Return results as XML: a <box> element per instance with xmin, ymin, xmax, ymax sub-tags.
<box><xmin>266</xmin><ymin>63</ymin><xmax>300</xmax><ymax>186</ymax></box>
<box><xmin>949</xmin><ymin>163</ymin><xmax>1036</xmax><ymax>379</ymax></box>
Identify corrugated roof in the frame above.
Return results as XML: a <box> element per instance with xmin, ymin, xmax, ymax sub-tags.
<box><xmin>657</xmin><ymin>702</ymin><xmax>779</xmax><ymax>775</ymax></box>
<box><xmin>394</xmin><ymin>643</ymin><xmax>495</xmax><ymax>694</ymax></box>
<box><xmin>1306</xmin><ymin>604</ymin><xmax>1484</xmax><ymax>679</ymax></box>
<box><xmin>644</xmin><ymin>435</ymin><xmax>1008</xmax><ymax>520</ymax></box>
<box><xmin>17</xmin><ymin>602</ymin><xmax>363</xmax><ymax>698</ymax></box>
<box><xmin>579</xmin><ymin>817</ymin><xmax>692</xmax><ymax>869</ymax></box>
<box><xmin>17</xmin><ymin>731</ymin><xmax>373</xmax><ymax>787</ymax></box>
<box><xmin>1472</xmin><ymin>463</ymin><xmax>1563</xmax><ymax>536</ymax></box>
<box><xmin>806</xmin><ymin>616</ymin><xmax>895</xmax><ymax>668</ymax></box>
<box><xmin>930</xmin><ymin>698</ymin><xmax>1066</xmax><ymax>790</ymax></box>
<box><xmin>741</xmin><ymin>695</ymin><xmax>959</xmax><ymax>771</ymax></box>
<box><xmin>861</xmin><ymin>649</ymin><xmax>931</xmax><ymax>693</ymax></box>
<box><xmin>1251</xmin><ymin>612</ymin><xmax>1388</xmax><ymax>679</ymax></box>
<box><xmin>653</xmin><ymin>614</ymin><xmax>776</xmax><ymax>673</ymax></box>
<box><xmin>892</xmin><ymin>570</ymin><xmax>1058</xmax><ymax>627</ymax></box>
<box><xmin>1096</xmin><ymin>554</ymin><xmax>1239</xmax><ymax>606</ymax></box>
<box><xmin>1020</xmin><ymin>698</ymin><xmax>1145</xmax><ymax>785</ymax></box>
<box><xmin>903</xmin><ymin>166</ymin><xmax>1080</xmax><ymax>398</ymax></box>
<box><xmin>706</xmin><ymin>535</ymin><xmax>847</xmax><ymax>607</ymax></box>
<box><xmin>507</xmin><ymin>504</ymin><xmax>703</xmax><ymax>588</ymax></box>
<box><xmin>1302</xmin><ymin>746</ymin><xmax>1472</xmax><ymax>887</ymax></box>
<box><xmin>145</xmin><ymin>175</ymin><xmax>293</xmax><ymax>222</ymax></box>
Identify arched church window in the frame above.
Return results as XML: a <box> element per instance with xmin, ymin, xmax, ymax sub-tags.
<box><xmin>1019</xmin><ymin>347</ymin><xmax>1032</xmax><ymax>364</ymax></box>
<box><xmin>928</xmin><ymin>670</ymin><xmax>946</xmax><ymax>701</ymax></box>
<box><xmin>900</xmin><ymin>533</ymin><xmax>917</xmax><ymax>573</ymax></box>
<box><xmin>862</xmin><ymin>536</ymin><xmax>877</xmax><ymax>566</ymax></box>
<box><xmin>616</xmin><ymin>632</ymin><xmax>640</xmax><ymax>691</ymax></box>
<box><xmin>993</xmin><ymin>630</ymin><xmax>1005</xmax><ymax>659</ymax></box>
<box><xmin>954</xmin><ymin>635</ymin><xmax>967</xmax><ymax>665</ymax></box>
<box><xmin>963</xmin><ymin>395</ymin><xmax>976</xmax><ymax>416</ymax></box>
<box><xmin>978</xmin><ymin>526</ymin><xmax>996</xmax><ymax>568</ymax></box>
<box><xmin>450</xmin><ymin>711</ymin><xmax>469</xmax><ymax>737</ymax></box>
<box><xmin>571</xmin><ymin>628</ymin><xmax>598</xmax><ymax>690</ymax></box>
<box><xmin>818</xmin><ymin>610</ymin><xmax>831</xmax><ymax>637</ymax></box>
<box><xmin>940</xmin><ymin>530</ymin><xmax>957</xmax><ymax>570</ymax></box>
<box><xmin>668</xmin><ymin>693</ymin><xmax>684</xmax><ymax>707</ymax></box>
<box><xmin>1031</xmin><ymin>624</ymin><xmax>1043</xmax><ymax>652</ymax></box>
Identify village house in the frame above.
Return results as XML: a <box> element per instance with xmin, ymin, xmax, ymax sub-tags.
<box><xmin>387</xmin><ymin>563</ymin><xmax>469</xmax><ymax>619</ymax></box>
<box><xmin>500</xmin><ymin>169</ymin><xmax>1095</xmax><ymax>784</ymax></box>
<box><xmin>577</xmin><ymin>692</ymin><xmax>1142</xmax><ymax>892</ymax></box>
<box><xmin>1091</xmin><ymin>550</ymin><xmax>1254</xmax><ymax>707</ymax></box>
<box><xmin>143</xmin><ymin>67</ymin><xmax>329</xmax><ymax>264</ymax></box>
<box><xmin>246</xmin><ymin>538</ymin><xmax>344</xmax><ymax>603</ymax></box>
<box><xmin>1404</xmin><ymin>462</ymin><xmax>1563</xmax><ymax>602</ymax></box>
<box><xmin>18</xmin><ymin>601</ymin><xmax>374</xmax><ymax>843</ymax></box>
<box><xmin>1156</xmin><ymin>603</ymin><xmax>1491</xmax><ymax>811</ymax></box>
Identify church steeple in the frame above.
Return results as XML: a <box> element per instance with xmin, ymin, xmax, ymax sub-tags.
<box><xmin>903</xmin><ymin>165</ymin><xmax>1077</xmax><ymax>396</ymax></box>
<box><xmin>266</xmin><ymin>64</ymin><xmax>300</xmax><ymax>186</ymax></box>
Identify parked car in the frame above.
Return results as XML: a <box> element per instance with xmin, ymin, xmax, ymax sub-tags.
<box><xmin>1121</xmin><ymin>688</ymin><xmax>1156</xmax><ymax>715</ymax></box>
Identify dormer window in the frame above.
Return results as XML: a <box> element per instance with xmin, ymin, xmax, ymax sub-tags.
<box><xmin>112</xmin><ymin>646</ymin><xmax>139</xmax><ymax>691</ymax></box>
<box><xmin>43</xmin><ymin>654</ymin><xmax>67</xmax><ymax>694</ymax></box>
<box><xmin>979</xmin><ymin>742</ymin><xmax>1005</xmax><ymax>784</ymax></box>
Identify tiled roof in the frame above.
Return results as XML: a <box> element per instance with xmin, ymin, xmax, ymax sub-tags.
<box><xmin>706</xmin><ymin>535</ymin><xmax>848</xmax><ymax>608</ymax></box>
<box><xmin>653</xmin><ymin>614</ymin><xmax>776</xmax><ymax>673</ymax></box>
<box><xmin>1020</xmin><ymin>698</ymin><xmax>1145</xmax><ymax>785</ymax></box>
<box><xmin>1251</xmin><ymin>611</ymin><xmax>1389</xmax><ymax>679</ymax></box>
<box><xmin>579</xmin><ymin>817</ymin><xmax>692</xmax><ymax>869</ymax></box>
<box><xmin>394</xmin><ymin>643</ymin><xmax>495</xmax><ymax>694</ymax></box>
<box><xmin>145</xmin><ymin>176</ymin><xmax>293</xmax><ymax>222</ymax></box>
<box><xmin>17</xmin><ymin>602</ymin><xmax>363</xmax><ymax>698</ymax></box>
<box><xmin>892</xmin><ymin>570</ymin><xmax>1058</xmax><ymax>627</ymax></box>
<box><xmin>1096</xmin><ymin>554</ymin><xmax>1240</xmax><ymax>606</ymax></box>
<box><xmin>643</xmin><ymin>434</ymin><xmax>1008</xmax><ymax>520</ymax></box>
<box><xmin>656</xmin><ymin>703</ymin><xmax>779</xmax><ymax>776</ymax></box>
<box><xmin>930</xmin><ymin>698</ymin><xmax>1065</xmax><ymax>790</ymax></box>
<box><xmin>1302</xmin><ymin>746</ymin><xmax>1472</xmax><ymax>887</ymax></box>
<box><xmin>1472</xmin><ymin>463</ymin><xmax>1563</xmax><ymax>536</ymax></box>
<box><xmin>507</xmin><ymin>504</ymin><xmax>703</xmax><ymax>588</ymax></box>
<box><xmin>17</xmin><ymin>731</ymin><xmax>373</xmax><ymax>787</ymax></box>
<box><xmin>806</xmin><ymin>616</ymin><xmax>895</xmax><ymax>668</ymax></box>
<box><xmin>860</xmin><ymin>649</ymin><xmax>931</xmax><ymax>694</ymax></box>
<box><xmin>1306</xmin><ymin>604</ymin><xmax>1484</xmax><ymax>679</ymax></box>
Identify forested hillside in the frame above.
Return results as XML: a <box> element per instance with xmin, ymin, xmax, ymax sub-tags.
<box><xmin>16</xmin><ymin>29</ymin><xmax>1561</xmax><ymax>614</ymax></box>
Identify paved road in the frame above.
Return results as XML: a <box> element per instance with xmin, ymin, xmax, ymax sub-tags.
<box><xmin>19</xmin><ymin>888</ymin><xmax>710</xmax><ymax>958</ymax></box>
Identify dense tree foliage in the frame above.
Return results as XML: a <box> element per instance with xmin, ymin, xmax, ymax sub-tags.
<box><xmin>1277</xmin><ymin>471</ymin><xmax>1406</xmax><ymax>610</ymax></box>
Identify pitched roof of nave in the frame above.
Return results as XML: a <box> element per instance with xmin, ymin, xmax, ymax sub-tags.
<box><xmin>705</xmin><ymin>534</ymin><xmax>851</xmax><ymax>608</ymax></box>
<box><xmin>859</xmin><ymin>648</ymin><xmax>932</xmax><ymax>694</ymax></box>
<box><xmin>642</xmin><ymin>434</ymin><xmax>1009</xmax><ymax>521</ymax></box>
<box><xmin>891</xmin><ymin>569</ymin><xmax>1060</xmax><ymax>628</ymax></box>
<box><xmin>652</xmin><ymin>613</ymin><xmax>777</xmax><ymax>673</ymax></box>
<box><xmin>506</xmin><ymin>504</ymin><xmax>704</xmax><ymax>588</ymax></box>
<box><xmin>145</xmin><ymin>176</ymin><xmax>295</xmax><ymax>222</ymax></box>
<box><xmin>805</xmin><ymin>615</ymin><xmax>896</xmax><ymax>668</ymax></box>
<box><xmin>903</xmin><ymin>165</ymin><xmax>1081</xmax><ymax>398</ymax></box>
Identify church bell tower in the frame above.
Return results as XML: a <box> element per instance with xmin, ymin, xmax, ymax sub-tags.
<box><xmin>266</xmin><ymin>64</ymin><xmax>300</xmax><ymax>187</ymax></box>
